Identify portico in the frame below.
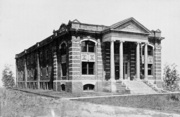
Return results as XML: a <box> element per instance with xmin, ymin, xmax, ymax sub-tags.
<box><xmin>102</xmin><ymin>18</ymin><xmax>151</xmax><ymax>82</ymax></box>
<box><xmin>108</xmin><ymin>40</ymin><xmax>149</xmax><ymax>80</ymax></box>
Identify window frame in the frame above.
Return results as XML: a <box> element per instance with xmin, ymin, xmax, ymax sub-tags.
<box><xmin>82</xmin><ymin>62</ymin><xmax>95</xmax><ymax>75</ymax></box>
<box><xmin>81</xmin><ymin>40</ymin><xmax>95</xmax><ymax>53</ymax></box>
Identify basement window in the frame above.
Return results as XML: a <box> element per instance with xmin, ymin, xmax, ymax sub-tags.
<box><xmin>83</xmin><ymin>84</ymin><xmax>95</xmax><ymax>91</ymax></box>
<box><xmin>61</xmin><ymin>84</ymin><xmax>65</xmax><ymax>91</ymax></box>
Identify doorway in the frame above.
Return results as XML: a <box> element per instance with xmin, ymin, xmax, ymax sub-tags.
<box><xmin>123</xmin><ymin>61</ymin><xmax>129</xmax><ymax>80</ymax></box>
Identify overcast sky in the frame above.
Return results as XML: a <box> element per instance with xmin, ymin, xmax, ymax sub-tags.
<box><xmin>0</xmin><ymin>0</ymin><xmax>180</xmax><ymax>87</ymax></box>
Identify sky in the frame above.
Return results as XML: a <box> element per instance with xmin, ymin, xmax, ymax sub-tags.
<box><xmin>0</xmin><ymin>0</ymin><xmax>180</xmax><ymax>87</ymax></box>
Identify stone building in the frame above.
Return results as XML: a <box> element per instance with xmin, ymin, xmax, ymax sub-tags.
<box><xmin>15</xmin><ymin>17</ymin><xmax>164</xmax><ymax>93</ymax></box>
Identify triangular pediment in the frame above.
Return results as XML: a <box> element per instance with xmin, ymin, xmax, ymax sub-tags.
<box><xmin>111</xmin><ymin>17</ymin><xmax>150</xmax><ymax>34</ymax></box>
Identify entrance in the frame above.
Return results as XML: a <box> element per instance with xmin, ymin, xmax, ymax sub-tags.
<box><xmin>123</xmin><ymin>62</ymin><xmax>129</xmax><ymax>80</ymax></box>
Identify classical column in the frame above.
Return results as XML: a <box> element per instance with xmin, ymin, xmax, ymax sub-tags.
<box><xmin>136</xmin><ymin>42</ymin><xmax>140</xmax><ymax>80</ymax></box>
<box><xmin>110</xmin><ymin>40</ymin><xmax>115</xmax><ymax>80</ymax></box>
<box><xmin>144</xmin><ymin>43</ymin><xmax>148</xmax><ymax>80</ymax></box>
<box><xmin>37</xmin><ymin>53</ymin><xmax>40</xmax><ymax>89</ymax></box>
<box><xmin>119</xmin><ymin>41</ymin><xmax>123</xmax><ymax>80</ymax></box>
<box><xmin>110</xmin><ymin>40</ymin><xmax>116</xmax><ymax>92</ymax></box>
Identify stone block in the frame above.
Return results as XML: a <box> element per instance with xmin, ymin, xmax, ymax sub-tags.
<box><xmin>95</xmin><ymin>81</ymin><xmax>103</xmax><ymax>92</ymax></box>
<box><xmin>69</xmin><ymin>67</ymin><xmax>81</xmax><ymax>72</ymax></box>
<box><xmin>69</xmin><ymin>55</ymin><xmax>80</xmax><ymax>60</ymax></box>
<box><xmin>69</xmin><ymin>63</ymin><xmax>81</xmax><ymax>67</ymax></box>
<box><xmin>69</xmin><ymin>60</ymin><xmax>81</xmax><ymax>63</ymax></box>
<box><xmin>69</xmin><ymin>71</ymin><xmax>81</xmax><ymax>76</ymax></box>
<box><xmin>57</xmin><ymin>82</ymin><xmax>61</xmax><ymax>91</ymax></box>
<box><xmin>72</xmin><ymin>82</ymin><xmax>83</xmax><ymax>93</ymax></box>
<box><xmin>66</xmin><ymin>82</ymin><xmax>72</xmax><ymax>92</ymax></box>
<box><xmin>69</xmin><ymin>47</ymin><xmax>81</xmax><ymax>52</ymax></box>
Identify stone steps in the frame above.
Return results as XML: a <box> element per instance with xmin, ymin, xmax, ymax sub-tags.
<box><xmin>122</xmin><ymin>81</ymin><xmax>158</xmax><ymax>94</ymax></box>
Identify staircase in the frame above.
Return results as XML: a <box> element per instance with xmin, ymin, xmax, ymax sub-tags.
<box><xmin>116</xmin><ymin>81</ymin><xmax>130</xmax><ymax>94</ymax></box>
<box><xmin>121</xmin><ymin>81</ymin><xmax>158</xmax><ymax>94</ymax></box>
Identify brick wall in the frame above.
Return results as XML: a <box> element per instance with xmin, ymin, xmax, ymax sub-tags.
<box><xmin>154</xmin><ymin>43</ymin><xmax>162</xmax><ymax>81</ymax></box>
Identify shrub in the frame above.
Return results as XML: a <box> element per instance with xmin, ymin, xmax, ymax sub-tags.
<box><xmin>2</xmin><ymin>64</ymin><xmax>15</xmax><ymax>88</ymax></box>
<box><xmin>163</xmin><ymin>64</ymin><xmax>180</xmax><ymax>91</ymax></box>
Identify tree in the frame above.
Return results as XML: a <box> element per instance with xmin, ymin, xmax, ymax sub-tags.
<box><xmin>2</xmin><ymin>65</ymin><xmax>15</xmax><ymax>88</ymax></box>
<box><xmin>163</xmin><ymin>64</ymin><xmax>180</xmax><ymax>91</ymax></box>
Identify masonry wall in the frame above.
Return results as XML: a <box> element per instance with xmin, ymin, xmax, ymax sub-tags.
<box><xmin>154</xmin><ymin>41</ymin><xmax>162</xmax><ymax>87</ymax></box>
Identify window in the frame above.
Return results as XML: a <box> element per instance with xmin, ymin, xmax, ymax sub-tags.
<box><xmin>148</xmin><ymin>46</ymin><xmax>153</xmax><ymax>56</ymax></box>
<box><xmin>114</xmin><ymin>43</ymin><xmax>119</xmax><ymax>54</ymax></box>
<box><xmin>61</xmin><ymin>63</ymin><xmax>67</xmax><ymax>76</ymax></box>
<box><xmin>45</xmin><ymin>50</ymin><xmax>49</xmax><ymax>59</ymax></box>
<box><xmin>148</xmin><ymin>64</ymin><xmax>153</xmax><ymax>75</ymax></box>
<box><xmin>40</xmin><ymin>52</ymin><xmax>43</xmax><ymax>61</ymax></box>
<box><xmin>82</xmin><ymin>62</ymin><xmax>94</xmax><ymax>75</ymax></box>
<box><xmin>46</xmin><ymin>66</ymin><xmax>49</xmax><ymax>77</ymax></box>
<box><xmin>81</xmin><ymin>41</ymin><xmax>95</xmax><ymax>52</ymax></box>
<box><xmin>31</xmin><ymin>54</ymin><xmax>34</xmax><ymax>64</ymax></box>
<box><xmin>61</xmin><ymin>84</ymin><xmax>65</xmax><ymax>91</ymax></box>
<box><xmin>142</xmin><ymin>45</ymin><xmax>153</xmax><ymax>56</ymax></box>
<box><xmin>141</xmin><ymin>64</ymin><xmax>153</xmax><ymax>75</ymax></box>
<box><xmin>83</xmin><ymin>84</ymin><xmax>95</xmax><ymax>91</ymax></box>
<box><xmin>60</xmin><ymin>43</ymin><xmax>67</xmax><ymax>55</ymax></box>
<box><xmin>40</xmin><ymin>67</ymin><xmax>42</xmax><ymax>76</ymax></box>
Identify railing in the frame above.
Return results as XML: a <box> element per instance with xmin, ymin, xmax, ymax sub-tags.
<box><xmin>17</xmin><ymin>80</ymin><xmax>53</xmax><ymax>90</ymax></box>
<box><xmin>40</xmin><ymin>81</ymin><xmax>50</xmax><ymax>90</ymax></box>
<box><xmin>27</xmin><ymin>81</ymin><xmax>38</xmax><ymax>89</ymax></box>
<box><xmin>17</xmin><ymin>81</ymin><xmax>26</xmax><ymax>89</ymax></box>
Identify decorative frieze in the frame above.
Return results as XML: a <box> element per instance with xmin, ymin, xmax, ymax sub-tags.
<box><xmin>81</xmin><ymin>53</ymin><xmax>96</xmax><ymax>62</ymax></box>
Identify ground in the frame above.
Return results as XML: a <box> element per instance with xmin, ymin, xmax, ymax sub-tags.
<box><xmin>1</xmin><ymin>88</ymin><xmax>180</xmax><ymax>116</ymax></box>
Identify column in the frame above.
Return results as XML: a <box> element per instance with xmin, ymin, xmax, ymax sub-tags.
<box><xmin>119</xmin><ymin>41</ymin><xmax>123</xmax><ymax>80</ymax></box>
<box><xmin>24</xmin><ymin>59</ymin><xmax>27</xmax><ymax>88</ymax></box>
<box><xmin>144</xmin><ymin>43</ymin><xmax>148</xmax><ymax>80</ymax></box>
<box><xmin>16</xmin><ymin>61</ymin><xmax>18</xmax><ymax>88</ymax></box>
<box><xmin>110</xmin><ymin>40</ymin><xmax>115</xmax><ymax>80</ymax></box>
<box><xmin>110</xmin><ymin>40</ymin><xmax>116</xmax><ymax>92</ymax></box>
<box><xmin>37</xmin><ymin>53</ymin><xmax>40</xmax><ymax>89</ymax></box>
<box><xmin>136</xmin><ymin>42</ymin><xmax>140</xmax><ymax>80</ymax></box>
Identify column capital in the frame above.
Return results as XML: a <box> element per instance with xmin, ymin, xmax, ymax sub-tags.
<box><xmin>110</xmin><ymin>40</ymin><xmax>115</xmax><ymax>42</ymax></box>
<box><xmin>136</xmin><ymin>42</ymin><xmax>141</xmax><ymax>45</ymax></box>
<box><xmin>144</xmin><ymin>42</ymin><xmax>149</xmax><ymax>45</ymax></box>
<box><xmin>120</xmin><ymin>40</ymin><xmax>124</xmax><ymax>43</ymax></box>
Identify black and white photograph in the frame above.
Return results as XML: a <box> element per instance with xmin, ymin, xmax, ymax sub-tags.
<box><xmin>0</xmin><ymin>0</ymin><xmax>180</xmax><ymax>116</ymax></box>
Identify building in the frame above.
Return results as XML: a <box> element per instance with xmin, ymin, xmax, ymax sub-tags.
<box><xmin>15</xmin><ymin>17</ymin><xmax>164</xmax><ymax>93</ymax></box>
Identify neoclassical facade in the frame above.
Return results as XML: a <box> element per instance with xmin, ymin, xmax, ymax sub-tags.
<box><xmin>15</xmin><ymin>17</ymin><xmax>164</xmax><ymax>93</ymax></box>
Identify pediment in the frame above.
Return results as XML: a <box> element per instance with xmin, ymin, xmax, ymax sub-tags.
<box><xmin>111</xmin><ymin>17</ymin><xmax>150</xmax><ymax>34</ymax></box>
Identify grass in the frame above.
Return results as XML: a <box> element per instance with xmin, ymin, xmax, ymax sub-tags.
<box><xmin>75</xmin><ymin>93</ymin><xmax>180</xmax><ymax>114</ymax></box>
<box><xmin>12</xmin><ymin>88</ymin><xmax>121</xmax><ymax>98</ymax></box>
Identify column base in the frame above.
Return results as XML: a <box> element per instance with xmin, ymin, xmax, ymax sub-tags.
<box><xmin>111</xmin><ymin>78</ymin><xmax>116</xmax><ymax>93</ymax></box>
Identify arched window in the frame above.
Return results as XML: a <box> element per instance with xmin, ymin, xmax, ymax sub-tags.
<box><xmin>60</xmin><ymin>42</ymin><xmax>67</xmax><ymax>77</ymax></box>
<box><xmin>81</xmin><ymin>40</ymin><xmax>95</xmax><ymax>52</ymax></box>
<box><xmin>83</xmin><ymin>84</ymin><xmax>95</xmax><ymax>91</ymax></box>
<box><xmin>60</xmin><ymin>43</ymin><xmax>67</xmax><ymax>55</ymax></box>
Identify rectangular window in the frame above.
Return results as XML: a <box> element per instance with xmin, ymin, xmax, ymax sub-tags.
<box><xmin>82</xmin><ymin>62</ymin><xmax>94</xmax><ymax>75</ymax></box>
<box><xmin>141</xmin><ymin>64</ymin><xmax>153</xmax><ymax>75</ymax></box>
<box><xmin>148</xmin><ymin>64</ymin><xmax>153</xmax><ymax>75</ymax></box>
